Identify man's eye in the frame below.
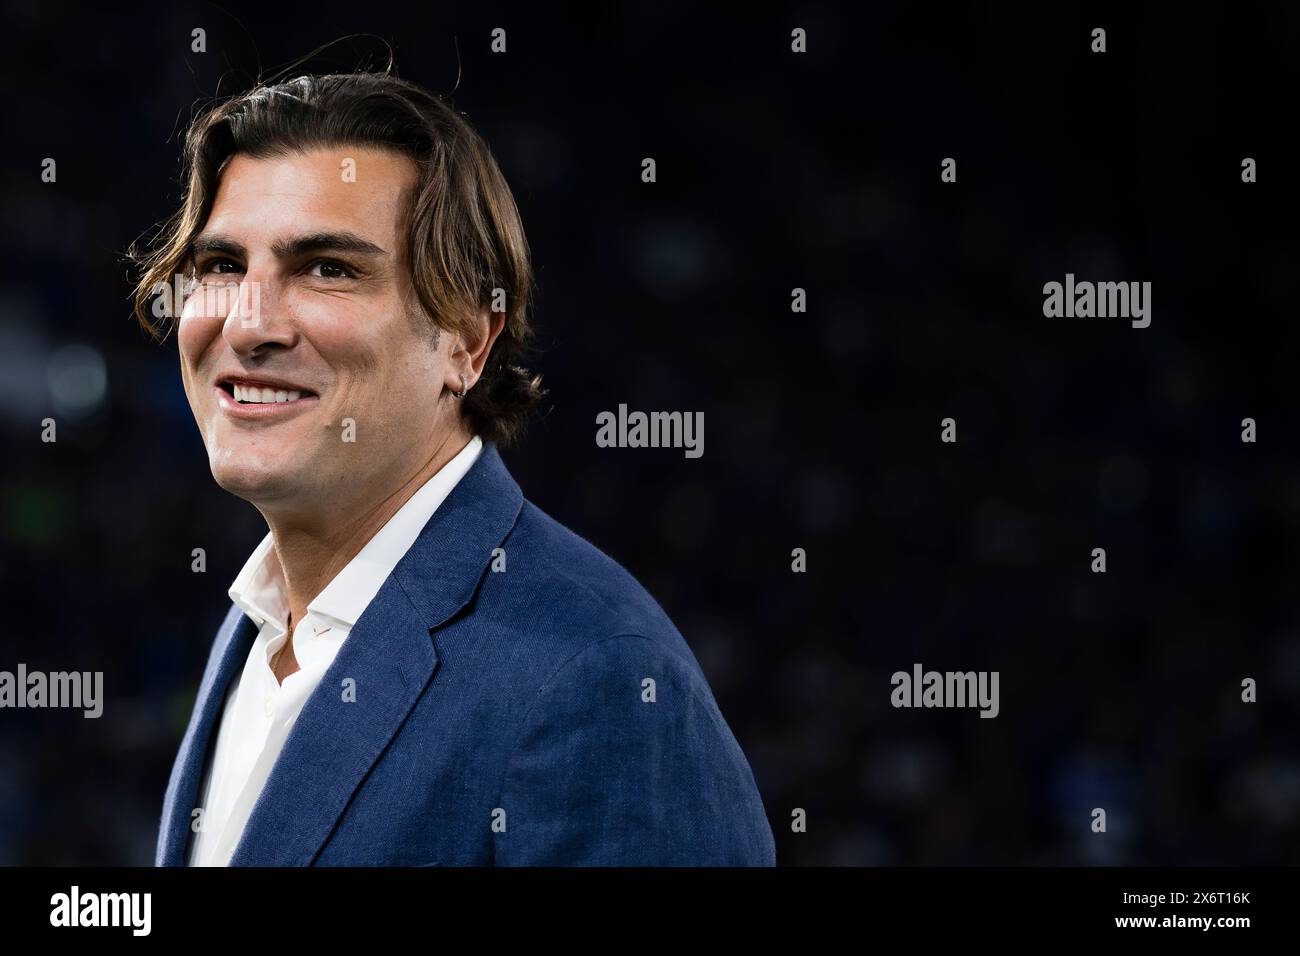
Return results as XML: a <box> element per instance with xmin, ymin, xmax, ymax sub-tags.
<box><xmin>198</xmin><ymin>258</ymin><xmax>241</xmax><ymax>276</ymax></box>
<box><xmin>307</xmin><ymin>259</ymin><xmax>355</xmax><ymax>279</ymax></box>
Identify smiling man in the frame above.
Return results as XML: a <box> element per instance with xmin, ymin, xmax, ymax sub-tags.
<box><xmin>131</xmin><ymin>70</ymin><xmax>774</xmax><ymax>866</ymax></box>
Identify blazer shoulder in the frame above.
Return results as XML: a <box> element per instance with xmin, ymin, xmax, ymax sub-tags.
<box><xmin>485</xmin><ymin>498</ymin><xmax>696</xmax><ymax>669</ymax></box>
<box><xmin>515</xmin><ymin>500</ymin><xmax>670</xmax><ymax>616</ymax></box>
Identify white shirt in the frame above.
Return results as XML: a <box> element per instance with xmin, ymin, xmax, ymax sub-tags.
<box><xmin>188</xmin><ymin>435</ymin><xmax>483</xmax><ymax>866</ymax></box>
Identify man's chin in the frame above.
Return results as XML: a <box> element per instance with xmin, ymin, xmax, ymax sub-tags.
<box><xmin>210</xmin><ymin>464</ymin><xmax>296</xmax><ymax>504</ymax></box>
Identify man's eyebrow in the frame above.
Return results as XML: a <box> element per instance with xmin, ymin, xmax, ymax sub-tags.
<box><xmin>272</xmin><ymin>232</ymin><xmax>389</xmax><ymax>259</ymax></box>
<box><xmin>188</xmin><ymin>232</ymin><xmax>390</xmax><ymax>261</ymax></box>
<box><xmin>188</xmin><ymin>234</ymin><xmax>245</xmax><ymax>259</ymax></box>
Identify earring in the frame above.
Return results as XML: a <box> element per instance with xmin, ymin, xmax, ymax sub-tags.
<box><xmin>455</xmin><ymin>373</ymin><xmax>468</xmax><ymax>399</ymax></box>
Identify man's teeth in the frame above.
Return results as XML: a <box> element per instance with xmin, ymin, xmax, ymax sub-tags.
<box><xmin>233</xmin><ymin>384</ymin><xmax>303</xmax><ymax>404</ymax></box>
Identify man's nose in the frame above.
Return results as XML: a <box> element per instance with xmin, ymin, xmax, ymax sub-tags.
<box><xmin>220</xmin><ymin>277</ymin><xmax>295</xmax><ymax>355</ymax></box>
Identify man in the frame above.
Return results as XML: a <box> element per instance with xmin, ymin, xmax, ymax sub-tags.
<box><xmin>133</xmin><ymin>70</ymin><xmax>775</xmax><ymax>866</ymax></box>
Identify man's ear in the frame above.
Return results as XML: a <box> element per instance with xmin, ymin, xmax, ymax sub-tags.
<box><xmin>446</xmin><ymin>305</ymin><xmax>507</xmax><ymax>394</ymax></box>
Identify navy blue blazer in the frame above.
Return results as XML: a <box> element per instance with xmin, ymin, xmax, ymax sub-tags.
<box><xmin>156</xmin><ymin>442</ymin><xmax>776</xmax><ymax>866</ymax></box>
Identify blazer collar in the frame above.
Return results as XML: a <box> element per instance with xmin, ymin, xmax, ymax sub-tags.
<box><xmin>157</xmin><ymin>440</ymin><xmax>524</xmax><ymax>866</ymax></box>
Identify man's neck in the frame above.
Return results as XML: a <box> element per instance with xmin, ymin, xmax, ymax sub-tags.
<box><xmin>263</xmin><ymin>427</ymin><xmax>473</xmax><ymax>641</ymax></box>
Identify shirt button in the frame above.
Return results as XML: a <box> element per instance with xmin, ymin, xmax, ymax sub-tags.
<box><xmin>263</xmin><ymin>696</ymin><xmax>274</xmax><ymax>718</ymax></box>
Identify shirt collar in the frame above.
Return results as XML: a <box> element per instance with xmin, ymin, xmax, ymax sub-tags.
<box><xmin>227</xmin><ymin>434</ymin><xmax>484</xmax><ymax>634</ymax></box>
<box><xmin>227</xmin><ymin>532</ymin><xmax>287</xmax><ymax>631</ymax></box>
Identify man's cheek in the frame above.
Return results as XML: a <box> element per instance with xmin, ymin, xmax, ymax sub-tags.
<box><xmin>176</xmin><ymin>324</ymin><xmax>203</xmax><ymax>382</ymax></box>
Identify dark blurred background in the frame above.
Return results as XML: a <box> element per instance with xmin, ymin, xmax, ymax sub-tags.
<box><xmin>1</xmin><ymin>1</ymin><xmax>1297</xmax><ymax>865</ymax></box>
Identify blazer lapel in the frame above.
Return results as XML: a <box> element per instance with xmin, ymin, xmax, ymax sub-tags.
<box><xmin>226</xmin><ymin>441</ymin><xmax>525</xmax><ymax>866</ymax></box>
<box><xmin>156</xmin><ymin>604</ymin><xmax>259</xmax><ymax>866</ymax></box>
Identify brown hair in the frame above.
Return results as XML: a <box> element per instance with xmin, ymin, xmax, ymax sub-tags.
<box><xmin>129</xmin><ymin>68</ymin><xmax>544</xmax><ymax>446</ymax></box>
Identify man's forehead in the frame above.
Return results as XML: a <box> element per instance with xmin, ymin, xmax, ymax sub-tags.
<box><xmin>206</xmin><ymin>147</ymin><xmax>415</xmax><ymax>238</ymax></box>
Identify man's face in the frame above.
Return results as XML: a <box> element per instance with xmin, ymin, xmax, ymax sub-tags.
<box><xmin>178</xmin><ymin>146</ymin><xmax>459</xmax><ymax>514</ymax></box>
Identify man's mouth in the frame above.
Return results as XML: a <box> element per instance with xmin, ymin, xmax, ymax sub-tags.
<box><xmin>213</xmin><ymin>377</ymin><xmax>321</xmax><ymax>419</ymax></box>
<box><xmin>216</xmin><ymin>377</ymin><xmax>319</xmax><ymax>405</ymax></box>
